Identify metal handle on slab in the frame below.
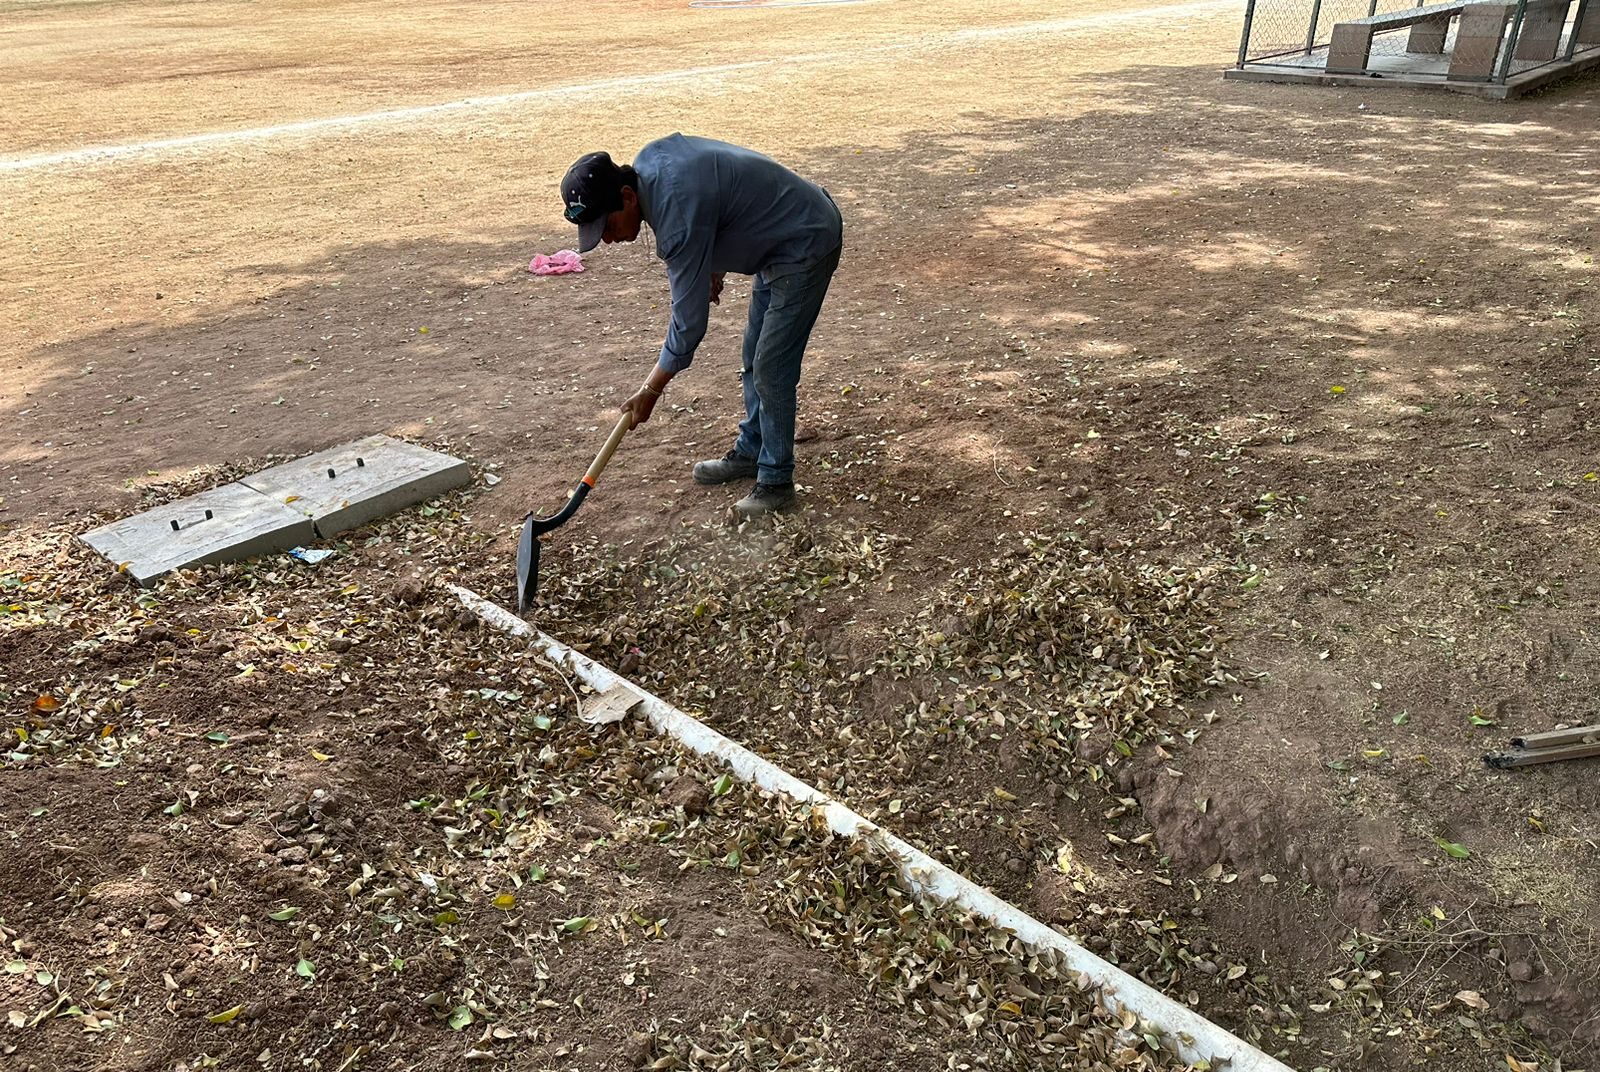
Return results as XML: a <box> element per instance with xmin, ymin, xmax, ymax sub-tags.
<box><xmin>170</xmin><ymin>509</ymin><xmax>215</xmax><ymax>532</ymax></box>
<box><xmin>326</xmin><ymin>457</ymin><xmax>366</xmax><ymax>479</ymax></box>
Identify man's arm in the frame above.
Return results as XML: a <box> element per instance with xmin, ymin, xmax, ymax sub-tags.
<box><xmin>656</xmin><ymin>236</ymin><xmax>715</xmax><ymax>376</ymax></box>
<box><xmin>622</xmin><ymin>227</ymin><xmax>715</xmax><ymax>427</ymax></box>
<box><xmin>620</xmin><ymin>360</ymin><xmax>675</xmax><ymax>427</ymax></box>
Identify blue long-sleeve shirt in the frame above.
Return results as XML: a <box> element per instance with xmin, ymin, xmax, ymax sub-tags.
<box><xmin>634</xmin><ymin>135</ymin><xmax>843</xmax><ymax>375</ymax></box>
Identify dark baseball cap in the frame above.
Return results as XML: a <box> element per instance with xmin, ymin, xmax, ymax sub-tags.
<box><xmin>561</xmin><ymin>152</ymin><xmax>625</xmax><ymax>253</ymax></box>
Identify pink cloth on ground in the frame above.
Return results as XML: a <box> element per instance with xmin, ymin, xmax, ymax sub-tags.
<box><xmin>529</xmin><ymin>250</ymin><xmax>585</xmax><ymax>275</ymax></box>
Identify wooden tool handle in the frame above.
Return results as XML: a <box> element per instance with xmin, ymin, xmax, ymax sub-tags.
<box><xmin>582</xmin><ymin>412</ymin><xmax>634</xmax><ymax>487</ymax></box>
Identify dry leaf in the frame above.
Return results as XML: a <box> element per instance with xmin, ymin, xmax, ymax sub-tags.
<box><xmin>578</xmin><ymin>687</ymin><xmax>640</xmax><ymax>726</ymax></box>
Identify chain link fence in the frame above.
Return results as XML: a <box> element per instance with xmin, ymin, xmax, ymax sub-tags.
<box><xmin>1502</xmin><ymin>0</ymin><xmax>1599</xmax><ymax>79</ymax></box>
<box><xmin>1237</xmin><ymin>0</ymin><xmax>1600</xmax><ymax>83</ymax></box>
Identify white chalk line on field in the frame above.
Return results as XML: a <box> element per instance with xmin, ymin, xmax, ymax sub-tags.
<box><xmin>693</xmin><ymin>0</ymin><xmax>875</xmax><ymax>7</ymax></box>
<box><xmin>0</xmin><ymin>0</ymin><xmax>1234</xmax><ymax>173</ymax></box>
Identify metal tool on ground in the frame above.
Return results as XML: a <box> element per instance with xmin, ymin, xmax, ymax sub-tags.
<box><xmin>516</xmin><ymin>412</ymin><xmax>633</xmax><ymax>614</ymax></box>
<box><xmin>1484</xmin><ymin>723</ymin><xmax>1600</xmax><ymax>769</ymax></box>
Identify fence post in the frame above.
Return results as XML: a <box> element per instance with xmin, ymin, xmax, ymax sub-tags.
<box><xmin>1238</xmin><ymin>0</ymin><xmax>1259</xmax><ymax>66</ymax></box>
<box><xmin>1498</xmin><ymin>0</ymin><xmax>1530</xmax><ymax>82</ymax></box>
<box><xmin>1305</xmin><ymin>0</ymin><xmax>1326</xmax><ymax>51</ymax></box>
<box><xmin>1567</xmin><ymin>0</ymin><xmax>1591</xmax><ymax>58</ymax></box>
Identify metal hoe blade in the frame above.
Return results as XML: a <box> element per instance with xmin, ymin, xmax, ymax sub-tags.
<box><xmin>513</xmin><ymin>412</ymin><xmax>630</xmax><ymax>615</ymax></box>
<box><xmin>516</xmin><ymin>517</ymin><xmax>541</xmax><ymax>615</ymax></box>
<box><xmin>514</xmin><ymin>480</ymin><xmax>591</xmax><ymax>614</ymax></box>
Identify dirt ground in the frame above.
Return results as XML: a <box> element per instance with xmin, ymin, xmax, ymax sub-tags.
<box><xmin>3</xmin><ymin>1</ymin><xmax>1599</xmax><ymax>1070</ymax></box>
<box><xmin>3</xmin><ymin>512</ymin><xmax>1201</xmax><ymax>1072</ymax></box>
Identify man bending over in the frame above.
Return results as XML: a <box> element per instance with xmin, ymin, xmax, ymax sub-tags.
<box><xmin>560</xmin><ymin>135</ymin><xmax>843</xmax><ymax>518</ymax></box>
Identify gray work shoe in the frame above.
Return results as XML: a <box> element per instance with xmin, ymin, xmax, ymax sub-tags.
<box><xmin>733</xmin><ymin>482</ymin><xmax>797</xmax><ymax>519</ymax></box>
<box><xmin>693</xmin><ymin>450</ymin><xmax>758</xmax><ymax>485</ymax></box>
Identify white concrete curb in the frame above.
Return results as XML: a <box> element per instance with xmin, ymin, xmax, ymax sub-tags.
<box><xmin>449</xmin><ymin>584</ymin><xmax>1295</xmax><ymax>1072</ymax></box>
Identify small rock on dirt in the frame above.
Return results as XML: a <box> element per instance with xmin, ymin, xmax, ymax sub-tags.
<box><xmin>660</xmin><ymin>775</ymin><xmax>710</xmax><ymax>816</ymax></box>
<box><xmin>621</xmin><ymin>1032</ymin><xmax>655</xmax><ymax>1069</ymax></box>
<box><xmin>389</xmin><ymin>573</ymin><xmax>428</xmax><ymax>605</ymax></box>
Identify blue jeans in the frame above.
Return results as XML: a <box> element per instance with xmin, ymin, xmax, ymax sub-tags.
<box><xmin>732</xmin><ymin>244</ymin><xmax>841</xmax><ymax>486</ymax></box>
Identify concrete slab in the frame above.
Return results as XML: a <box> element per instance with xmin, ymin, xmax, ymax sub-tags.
<box><xmin>80</xmin><ymin>483</ymin><xmax>315</xmax><ymax>587</ymax></box>
<box><xmin>240</xmin><ymin>435</ymin><xmax>470</xmax><ymax>537</ymax></box>
<box><xmin>1581</xmin><ymin>1</ymin><xmax>1600</xmax><ymax>43</ymax></box>
<box><xmin>1514</xmin><ymin>0</ymin><xmax>1575</xmax><ymax>60</ymax></box>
